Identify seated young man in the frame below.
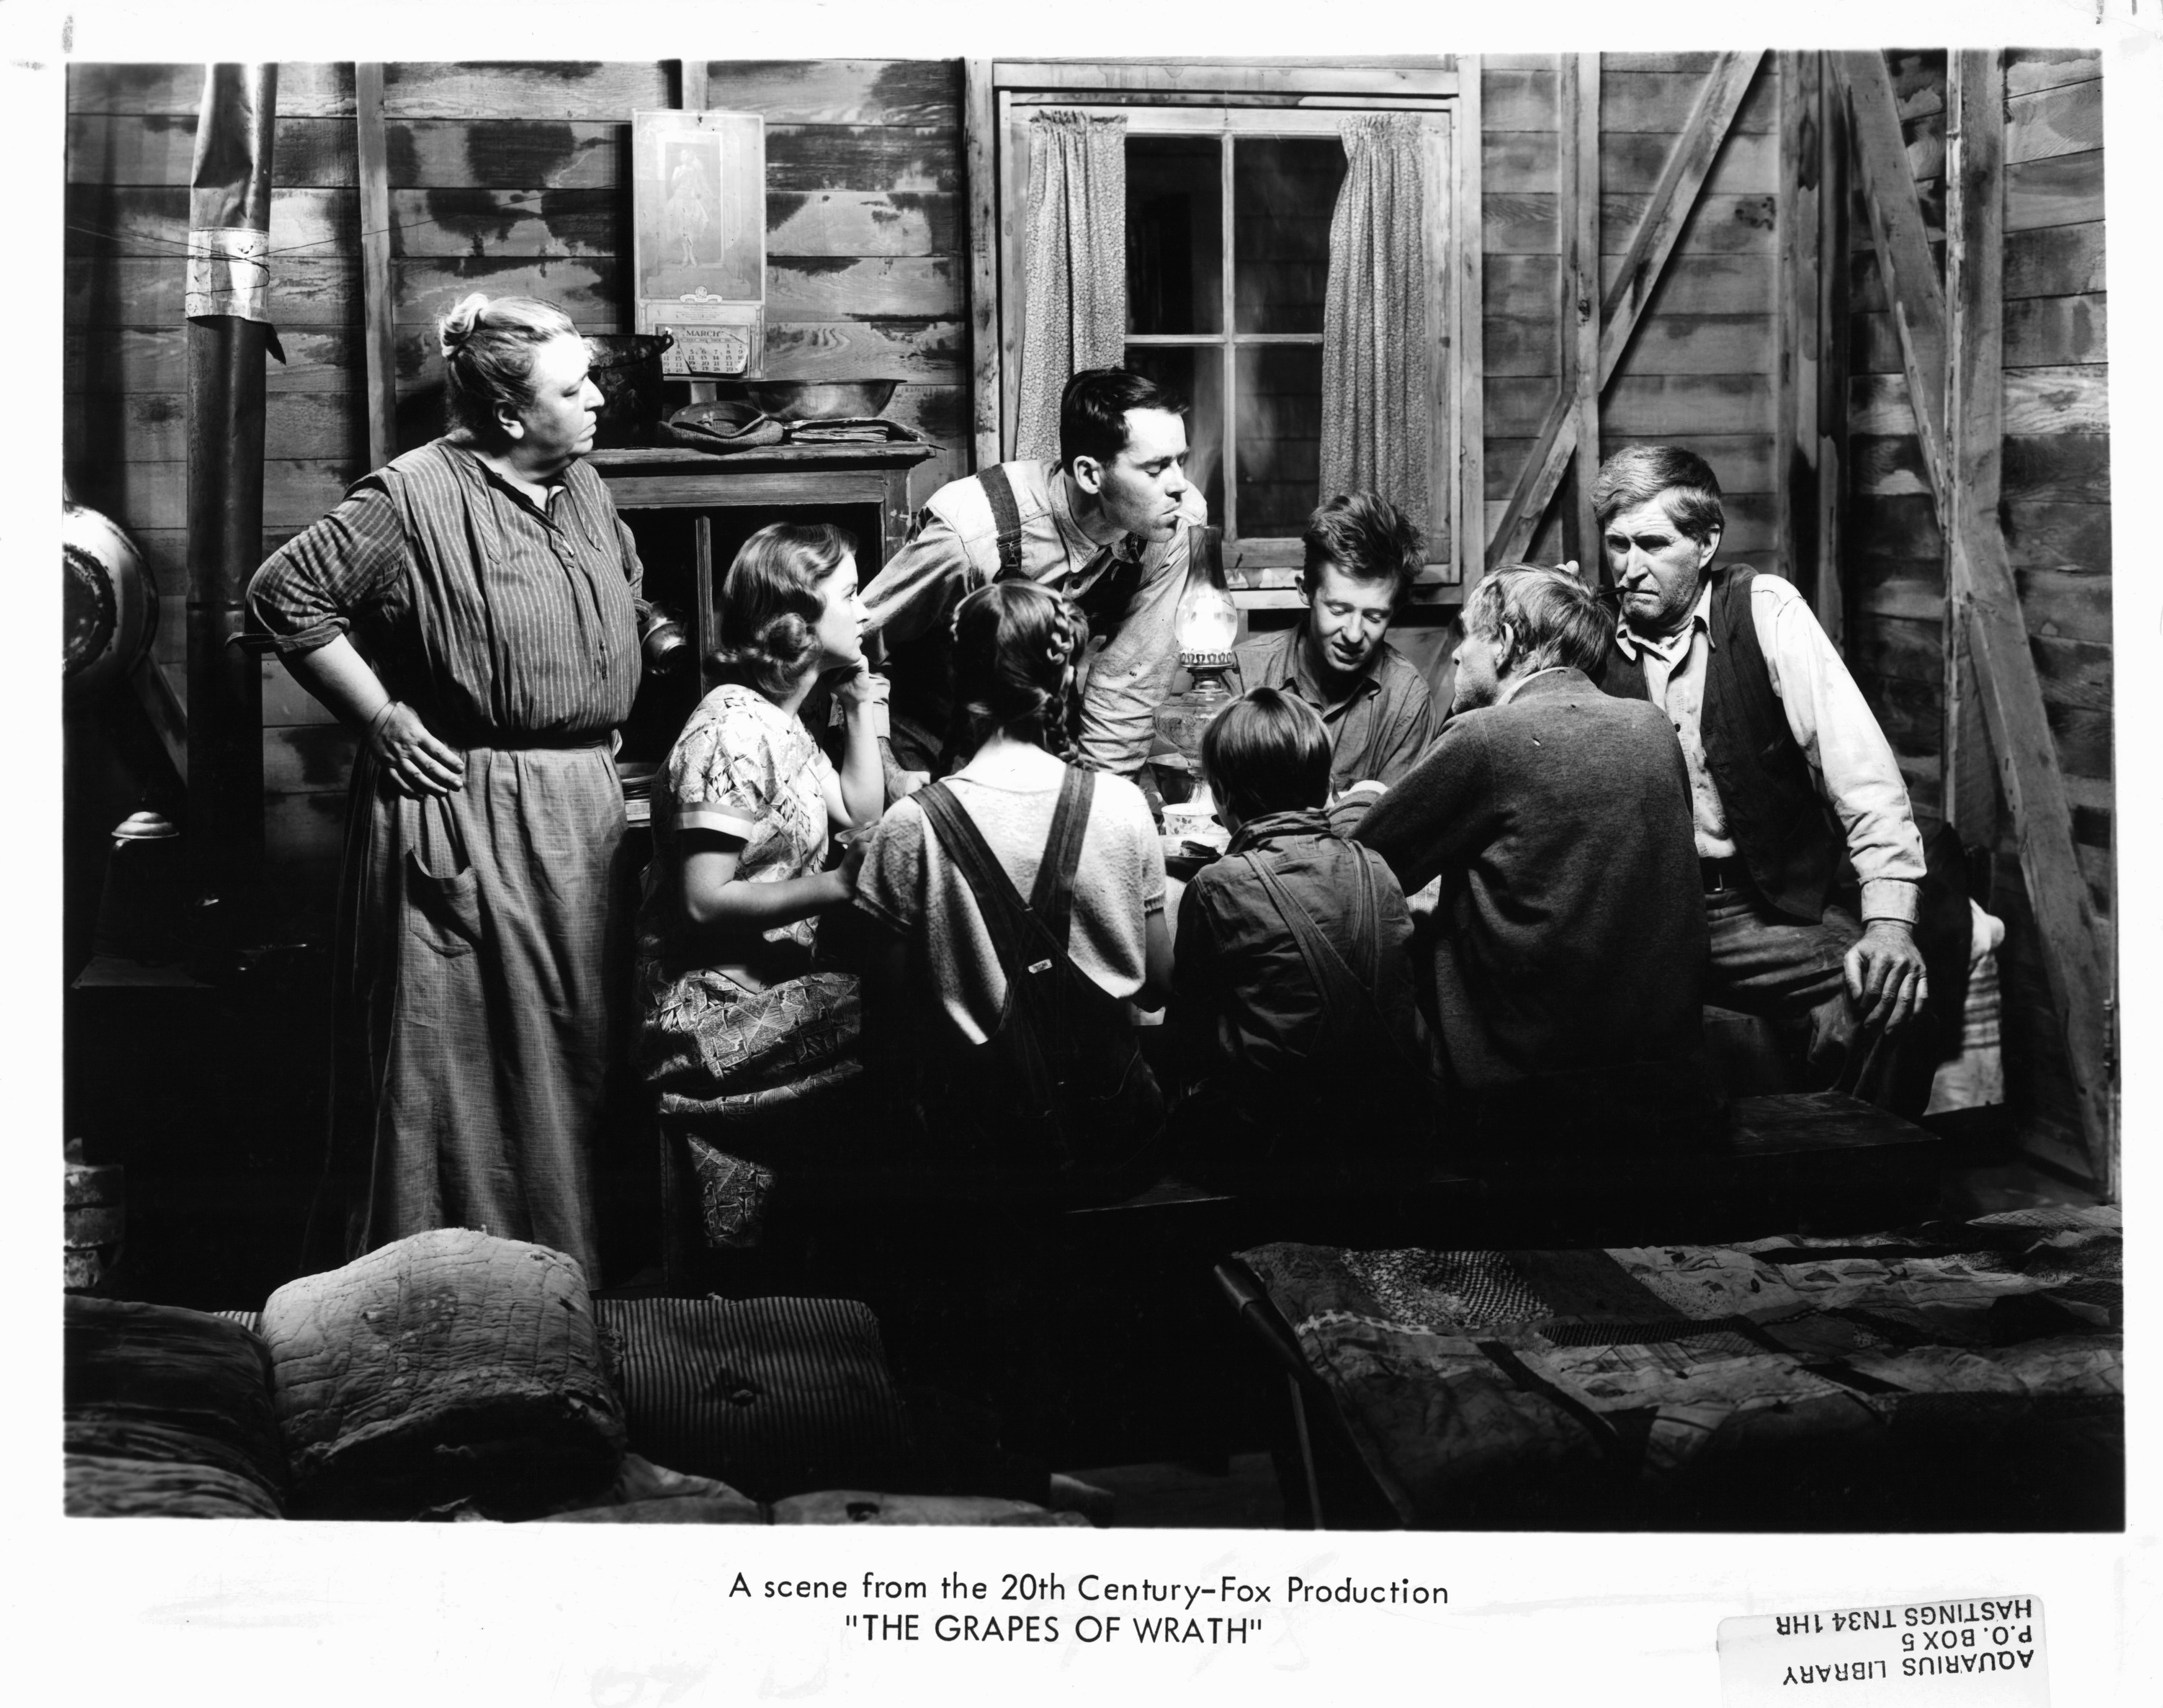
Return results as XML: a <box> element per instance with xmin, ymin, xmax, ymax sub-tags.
<box><xmin>1170</xmin><ymin>687</ymin><xmax>1438</xmax><ymax>1190</ymax></box>
<box><xmin>1351</xmin><ymin>565</ymin><xmax>1721</xmax><ymax>1159</ymax></box>
<box><xmin>1225</xmin><ymin>493</ymin><xmax>1439</xmax><ymax>794</ymax></box>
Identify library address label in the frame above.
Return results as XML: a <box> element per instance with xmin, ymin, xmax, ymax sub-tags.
<box><xmin>1719</xmin><ymin>1596</ymin><xmax>2048</xmax><ymax>1705</ymax></box>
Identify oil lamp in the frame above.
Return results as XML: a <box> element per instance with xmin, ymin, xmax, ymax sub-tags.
<box><xmin>1152</xmin><ymin>527</ymin><xmax>1239</xmax><ymax>847</ymax></box>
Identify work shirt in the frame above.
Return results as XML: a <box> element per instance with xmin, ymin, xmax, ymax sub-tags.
<box><xmin>1614</xmin><ymin>572</ymin><xmax>1925</xmax><ymax>925</ymax></box>
<box><xmin>1227</xmin><ymin>624</ymin><xmax>1439</xmax><ymax>792</ymax></box>
<box><xmin>860</xmin><ymin>459</ymin><xmax>1205</xmax><ymax>773</ymax></box>
<box><xmin>248</xmin><ymin>441</ymin><xmax>643</xmax><ymax>745</ymax></box>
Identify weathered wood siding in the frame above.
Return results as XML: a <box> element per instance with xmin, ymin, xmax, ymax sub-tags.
<box><xmin>1844</xmin><ymin>47</ymin><xmax>2111</xmax><ymax>1170</ymax></box>
<box><xmin>66</xmin><ymin>59</ymin><xmax>973</xmax><ymax>935</ymax></box>
<box><xmin>66</xmin><ymin>63</ymin><xmax>366</xmax><ymax>932</ymax></box>
<box><xmin>1482</xmin><ymin>52</ymin><xmax>1783</xmax><ymax>566</ymax></box>
<box><xmin>68</xmin><ymin>52</ymin><xmax>2117</xmax><ymax>1175</ymax></box>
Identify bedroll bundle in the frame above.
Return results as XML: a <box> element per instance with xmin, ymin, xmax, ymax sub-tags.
<box><xmin>260</xmin><ymin>1229</ymin><xmax>625</xmax><ymax>1518</ymax></box>
<box><xmin>64</xmin><ymin>1296</ymin><xmax>287</xmax><ymax>1518</ymax></box>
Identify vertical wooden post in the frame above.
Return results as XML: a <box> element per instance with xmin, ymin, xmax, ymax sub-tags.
<box><xmin>354</xmin><ymin>64</ymin><xmax>397</xmax><ymax>470</ymax></box>
<box><xmin>1815</xmin><ymin>57</ymin><xmax>1849</xmax><ymax>647</ymax></box>
<box><xmin>1564</xmin><ymin>53</ymin><xmax>1602</xmax><ymax>575</ymax></box>
<box><xmin>1775</xmin><ymin>51</ymin><xmax>1823</xmax><ymax>593</ymax></box>
<box><xmin>1943</xmin><ymin>50</ymin><xmax>2005</xmax><ymax>852</ymax></box>
<box><xmin>692</xmin><ymin>514</ymin><xmax>716</xmax><ymax>692</ymax></box>
<box><xmin>964</xmin><ymin>59</ymin><xmax>1002</xmax><ymax>472</ymax></box>
<box><xmin>1454</xmin><ymin>56</ymin><xmax>1486</xmax><ymax>590</ymax></box>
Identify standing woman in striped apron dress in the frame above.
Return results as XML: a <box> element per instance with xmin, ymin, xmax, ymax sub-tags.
<box><xmin>249</xmin><ymin>295</ymin><xmax>644</xmax><ymax>1285</ymax></box>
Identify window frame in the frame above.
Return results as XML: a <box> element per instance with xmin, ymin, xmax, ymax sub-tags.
<box><xmin>966</xmin><ymin>58</ymin><xmax>1484</xmax><ymax>598</ymax></box>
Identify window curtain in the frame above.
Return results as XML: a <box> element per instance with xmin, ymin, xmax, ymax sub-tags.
<box><xmin>1320</xmin><ymin>115</ymin><xmax>1430</xmax><ymax>535</ymax></box>
<box><xmin>1016</xmin><ymin>110</ymin><xmax>1128</xmax><ymax>461</ymax></box>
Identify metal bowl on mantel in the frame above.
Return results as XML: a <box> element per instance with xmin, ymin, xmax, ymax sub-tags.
<box><xmin>739</xmin><ymin>379</ymin><xmax>899</xmax><ymax>422</ymax></box>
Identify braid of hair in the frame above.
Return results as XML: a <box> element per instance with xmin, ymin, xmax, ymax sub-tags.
<box><xmin>1038</xmin><ymin>595</ymin><xmax>1086</xmax><ymax>763</ymax></box>
<box><xmin>942</xmin><ymin>581</ymin><xmax>1091</xmax><ymax>768</ymax></box>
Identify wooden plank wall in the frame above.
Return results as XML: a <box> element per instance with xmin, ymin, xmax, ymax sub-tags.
<box><xmin>65</xmin><ymin>63</ymin><xmax>366</xmax><ymax>931</ymax></box>
<box><xmin>65</xmin><ymin>59</ymin><xmax>973</xmax><ymax>936</ymax></box>
<box><xmin>65</xmin><ymin>63</ymin><xmax>366</xmax><ymax>668</ymax></box>
<box><xmin>1844</xmin><ymin>47</ymin><xmax>2111</xmax><ymax>1170</ymax></box>
<box><xmin>1482</xmin><ymin>53</ymin><xmax>1783</xmax><ymax>568</ymax></box>
<box><xmin>68</xmin><ymin>51</ymin><xmax>2113</xmax><ymax>1158</ymax></box>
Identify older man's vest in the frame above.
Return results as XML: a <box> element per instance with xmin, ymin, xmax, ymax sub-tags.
<box><xmin>1598</xmin><ymin>567</ymin><xmax>1842</xmax><ymax>922</ymax></box>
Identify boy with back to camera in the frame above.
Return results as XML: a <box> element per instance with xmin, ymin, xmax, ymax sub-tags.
<box><xmin>1169</xmin><ymin>687</ymin><xmax>1438</xmax><ymax>1192</ymax></box>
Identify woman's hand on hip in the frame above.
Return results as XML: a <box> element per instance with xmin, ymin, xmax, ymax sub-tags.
<box><xmin>369</xmin><ymin>701</ymin><xmax>467</xmax><ymax>798</ymax></box>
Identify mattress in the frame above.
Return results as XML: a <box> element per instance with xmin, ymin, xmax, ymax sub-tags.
<box><xmin>1234</xmin><ymin>1205</ymin><xmax>2122</xmax><ymax>1530</ymax></box>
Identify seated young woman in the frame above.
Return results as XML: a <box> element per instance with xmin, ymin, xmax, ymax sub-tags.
<box><xmin>852</xmin><ymin>580</ymin><xmax>1173</xmax><ymax>1215</ymax></box>
<box><xmin>637</xmin><ymin>522</ymin><xmax>885</xmax><ymax>1259</ymax></box>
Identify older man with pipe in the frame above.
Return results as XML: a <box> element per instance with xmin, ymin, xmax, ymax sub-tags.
<box><xmin>1589</xmin><ymin>444</ymin><xmax>1936</xmax><ymax>1114</ymax></box>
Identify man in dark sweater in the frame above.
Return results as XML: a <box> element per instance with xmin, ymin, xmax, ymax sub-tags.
<box><xmin>1352</xmin><ymin>565</ymin><xmax>1713</xmax><ymax>1147</ymax></box>
<box><xmin>1589</xmin><ymin>446</ymin><xmax>1934</xmax><ymax>1113</ymax></box>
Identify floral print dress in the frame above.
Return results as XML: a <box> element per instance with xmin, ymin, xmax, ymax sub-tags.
<box><xmin>637</xmin><ymin>682</ymin><xmax>862</xmax><ymax>1251</ymax></box>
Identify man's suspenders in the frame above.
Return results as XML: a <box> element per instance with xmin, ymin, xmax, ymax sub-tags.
<box><xmin>979</xmin><ymin>463</ymin><xmax>1028</xmax><ymax>579</ymax></box>
<box><xmin>979</xmin><ymin>461</ymin><xmax>1144</xmax><ymax>643</ymax></box>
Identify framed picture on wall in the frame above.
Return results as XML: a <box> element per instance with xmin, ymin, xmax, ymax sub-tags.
<box><xmin>630</xmin><ymin>109</ymin><xmax>766</xmax><ymax>376</ymax></box>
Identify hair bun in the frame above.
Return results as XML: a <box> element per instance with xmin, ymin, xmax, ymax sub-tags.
<box><xmin>439</xmin><ymin>293</ymin><xmax>491</xmax><ymax>358</ymax></box>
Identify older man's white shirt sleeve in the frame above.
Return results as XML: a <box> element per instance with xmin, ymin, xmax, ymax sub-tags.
<box><xmin>1751</xmin><ymin>576</ymin><xmax>1927</xmax><ymax>924</ymax></box>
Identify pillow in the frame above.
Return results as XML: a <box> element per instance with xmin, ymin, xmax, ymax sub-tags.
<box><xmin>64</xmin><ymin>1296</ymin><xmax>288</xmax><ymax>1519</ymax></box>
<box><xmin>260</xmin><ymin>1230</ymin><xmax>625</xmax><ymax>1518</ymax></box>
<box><xmin>596</xmin><ymin>1295</ymin><xmax>910</xmax><ymax>1502</ymax></box>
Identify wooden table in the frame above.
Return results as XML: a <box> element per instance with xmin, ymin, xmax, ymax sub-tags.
<box><xmin>589</xmin><ymin>441</ymin><xmax>936</xmax><ymax>689</ymax></box>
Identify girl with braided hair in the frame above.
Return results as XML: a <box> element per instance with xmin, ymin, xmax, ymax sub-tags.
<box><xmin>854</xmin><ymin>579</ymin><xmax>1171</xmax><ymax>1207</ymax></box>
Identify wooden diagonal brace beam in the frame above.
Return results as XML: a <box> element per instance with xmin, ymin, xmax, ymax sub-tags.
<box><xmin>1839</xmin><ymin>50</ymin><xmax>1949</xmax><ymax>510</ymax></box>
<box><xmin>1598</xmin><ymin>50</ymin><xmax>1766</xmax><ymax>378</ymax></box>
<box><xmin>1943</xmin><ymin>50</ymin><xmax>2004</xmax><ymax>853</ymax></box>
<box><xmin>1952</xmin><ymin>533</ymin><xmax>2116</xmax><ymax>1184</ymax></box>
<box><xmin>1489</xmin><ymin>49</ymin><xmax>1765</xmax><ymax>566</ymax></box>
<box><xmin>1837</xmin><ymin>49</ymin><xmax>2116</xmax><ymax>1184</ymax></box>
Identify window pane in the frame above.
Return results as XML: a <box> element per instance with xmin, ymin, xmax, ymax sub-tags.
<box><xmin>1121</xmin><ymin>344</ymin><xmax>1225</xmax><ymax>527</ymax></box>
<box><xmin>1125</xmin><ymin>137</ymin><xmax>1223</xmax><ymax>335</ymax></box>
<box><xmin>1235</xmin><ymin>345</ymin><xmax>1324</xmax><ymax>536</ymax></box>
<box><xmin>1232</xmin><ymin>137</ymin><xmax>1344</xmax><ymax>335</ymax></box>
